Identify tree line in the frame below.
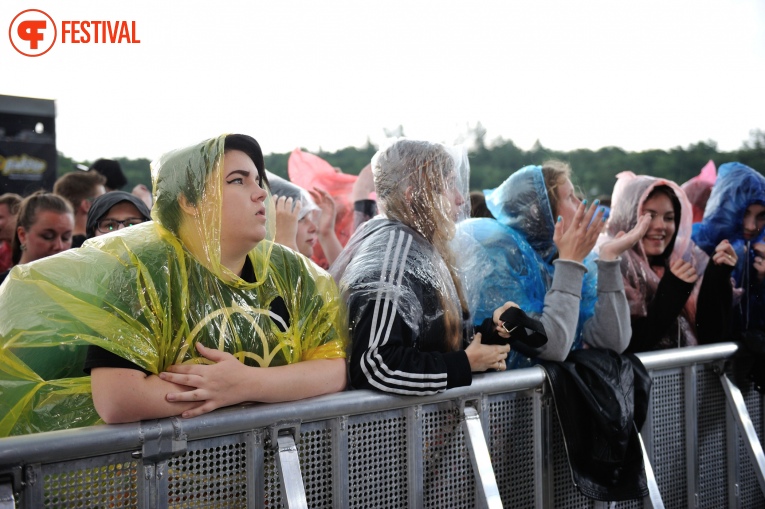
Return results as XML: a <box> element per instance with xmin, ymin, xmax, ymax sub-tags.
<box><xmin>56</xmin><ymin>129</ymin><xmax>765</xmax><ymax>200</ymax></box>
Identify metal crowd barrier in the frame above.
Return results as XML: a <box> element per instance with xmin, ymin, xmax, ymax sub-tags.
<box><xmin>0</xmin><ymin>342</ymin><xmax>763</xmax><ymax>508</ymax></box>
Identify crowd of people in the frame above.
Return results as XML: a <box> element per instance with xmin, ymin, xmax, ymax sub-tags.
<box><xmin>0</xmin><ymin>135</ymin><xmax>763</xmax><ymax>438</ymax></box>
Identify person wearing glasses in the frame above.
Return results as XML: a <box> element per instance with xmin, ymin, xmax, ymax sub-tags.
<box><xmin>85</xmin><ymin>191</ymin><xmax>152</xmax><ymax>239</ymax></box>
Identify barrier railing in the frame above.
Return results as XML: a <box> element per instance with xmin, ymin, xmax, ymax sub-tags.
<box><xmin>0</xmin><ymin>342</ymin><xmax>763</xmax><ymax>508</ymax></box>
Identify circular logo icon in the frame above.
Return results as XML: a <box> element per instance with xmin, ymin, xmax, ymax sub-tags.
<box><xmin>9</xmin><ymin>9</ymin><xmax>56</xmax><ymax>57</ymax></box>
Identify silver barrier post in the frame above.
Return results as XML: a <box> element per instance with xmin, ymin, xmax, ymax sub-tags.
<box><xmin>462</xmin><ymin>403</ymin><xmax>503</xmax><ymax>509</ymax></box>
<box><xmin>0</xmin><ymin>483</ymin><xmax>15</xmax><ymax>509</ymax></box>
<box><xmin>270</xmin><ymin>422</ymin><xmax>307</xmax><ymax>509</ymax></box>
<box><xmin>719</xmin><ymin>372</ymin><xmax>765</xmax><ymax>495</ymax></box>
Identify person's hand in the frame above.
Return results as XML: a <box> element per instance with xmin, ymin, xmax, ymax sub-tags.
<box><xmin>465</xmin><ymin>332</ymin><xmax>511</xmax><ymax>372</ymax></box>
<box><xmin>598</xmin><ymin>213</ymin><xmax>651</xmax><ymax>261</ymax></box>
<box><xmin>754</xmin><ymin>242</ymin><xmax>765</xmax><ymax>283</ymax></box>
<box><xmin>160</xmin><ymin>343</ymin><xmax>252</xmax><ymax>418</ymax></box>
<box><xmin>553</xmin><ymin>200</ymin><xmax>605</xmax><ymax>262</ymax></box>
<box><xmin>273</xmin><ymin>195</ymin><xmax>301</xmax><ymax>250</ymax></box>
<box><xmin>310</xmin><ymin>187</ymin><xmax>337</xmax><ymax>237</ymax></box>
<box><xmin>352</xmin><ymin>164</ymin><xmax>375</xmax><ymax>202</ymax></box>
<box><xmin>669</xmin><ymin>258</ymin><xmax>698</xmax><ymax>283</ymax></box>
<box><xmin>493</xmin><ymin>301</ymin><xmax>520</xmax><ymax>340</ymax></box>
<box><xmin>711</xmin><ymin>239</ymin><xmax>738</xmax><ymax>267</ymax></box>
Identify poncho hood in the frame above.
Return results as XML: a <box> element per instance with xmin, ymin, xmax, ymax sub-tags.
<box><xmin>85</xmin><ymin>190</ymin><xmax>152</xmax><ymax>239</ymax></box>
<box><xmin>484</xmin><ymin>165</ymin><xmax>557</xmax><ymax>262</ymax></box>
<box><xmin>604</xmin><ymin>172</ymin><xmax>707</xmax><ymax>347</ymax></box>
<box><xmin>692</xmin><ymin>162</ymin><xmax>765</xmax><ymax>284</ymax></box>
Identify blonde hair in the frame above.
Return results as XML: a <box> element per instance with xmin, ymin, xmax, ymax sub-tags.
<box><xmin>372</xmin><ymin>139</ymin><xmax>467</xmax><ymax>350</ymax></box>
<box><xmin>541</xmin><ymin>160</ymin><xmax>572</xmax><ymax>218</ymax></box>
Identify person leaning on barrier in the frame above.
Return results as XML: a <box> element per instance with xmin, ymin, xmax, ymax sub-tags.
<box><xmin>85</xmin><ymin>190</ymin><xmax>152</xmax><ymax>239</ymax></box>
<box><xmin>457</xmin><ymin>162</ymin><xmax>649</xmax><ymax>369</ymax></box>
<box><xmin>330</xmin><ymin>139</ymin><xmax>514</xmax><ymax>396</ymax></box>
<box><xmin>0</xmin><ymin>134</ymin><xmax>348</xmax><ymax>436</ymax></box>
<box><xmin>601</xmin><ymin>172</ymin><xmax>735</xmax><ymax>352</ymax></box>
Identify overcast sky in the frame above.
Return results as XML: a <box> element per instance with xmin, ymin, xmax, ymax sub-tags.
<box><xmin>3</xmin><ymin>0</ymin><xmax>764</xmax><ymax>164</ymax></box>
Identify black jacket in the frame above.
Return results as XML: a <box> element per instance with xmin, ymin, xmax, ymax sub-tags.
<box><xmin>541</xmin><ymin>348</ymin><xmax>652</xmax><ymax>501</ymax></box>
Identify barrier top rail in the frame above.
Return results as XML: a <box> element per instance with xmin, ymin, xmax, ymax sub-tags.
<box><xmin>0</xmin><ymin>341</ymin><xmax>741</xmax><ymax>469</ymax></box>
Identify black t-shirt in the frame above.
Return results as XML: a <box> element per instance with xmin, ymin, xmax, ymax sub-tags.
<box><xmin>83</xmin><ymin>257</ymin><xmax>290</xmax><ymax>374</ymax></box>
<box><xmin>71</xmin><ymin>234</ymin><xmax>86</xmax><ymax>249</ymax></box>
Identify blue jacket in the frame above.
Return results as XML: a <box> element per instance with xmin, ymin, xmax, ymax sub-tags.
<box><xmin>458</xmin><ymin>165</ymin><xmax>597</xmax><ymax>369</ymax></box>
<box><xmin>692</xmin><ymin>162</ymin><xmax>765</xmax><ymax>331</ymax></box>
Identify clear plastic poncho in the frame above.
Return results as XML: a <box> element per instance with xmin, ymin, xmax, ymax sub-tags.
<box><xmin>691</xmin><ymin>162</ymin><xmax>765</xmax><ymax>330</ymax></box>
<box><xmin>288</xmin><ymin>149</ymin><xmax>357</xmax><ymax>268</ymax></box>
<box><xmin>266</xmin><ymin>171</ymin><xmax>320</xmax><ymax>221</ymax></box>
<box><xmin>0</xmin><ymin>135</ymin><xmax>347</xmax><ymax>437</ymax></box>
<box><xmin>605</xmin><ymin>172</ymin><xmax>708</xmax><ymax>347</ymax></box>
<box><xmin>457</xmin><ymin>165</ymin><xmax>598</xmax><ymax>369</ymax></box>
<box><xmin>330</xmin><ymin>139</ymin><xmax>471</xmax><ymax>352</ymax></box>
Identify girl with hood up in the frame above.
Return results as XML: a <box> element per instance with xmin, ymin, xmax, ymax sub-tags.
<box><xmin>459</xmin><ymin>162</ymin><xmax>649</xmax><ymax>369</ymax></box>
<box><xmin>605</xmin><ymin>172</ymin><xmax>736</xmax><ymax>351</ymax></box>
<box><xmin>85</xmin><ymin>190</ymin><xmax>152</xmax><ymax>239</ymax></box>
<box><xmin>0</xmin><ymin>134</ymin><xmax>348</xmax><ymax>436</ymax></box>
<box><xmin>691</xmin><ymin>162</ymin><xmax>765</xmax><ymax>334</ymax></box>
<box><xmin>267</xmin><ymin>172</ymin><xmax>343</xmax><ymax>263</ymax></box>
<box><xmin>331</xmin><ymin>139</ymin><xmax>513</xmax><ymax>396</ymax></box>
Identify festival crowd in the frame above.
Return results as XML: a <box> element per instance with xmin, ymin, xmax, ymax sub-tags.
<box><xmin>0</xmin><ymin>135</ymin><xmax>763</xmax><ymax>440</ymax></box>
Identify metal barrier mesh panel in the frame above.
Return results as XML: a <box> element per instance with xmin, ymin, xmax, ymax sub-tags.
<box><xmin>550</xmin><ymin>404</ymin><xmax>593</xmax><ymax>508</ymax></box>
<box><xmin>697</xmin><ymin>366</ymin><xmax>728</xmax><ymax>508</ymax></box>
<box><xmin>651</xmin><ymin>369</ymin><xmax>687</xmax><ymax>508</ymax></box>
<box><xmin>167</xmin><ymin>433</ymin><xmax>247</xmax><ymax>508</ymax></box>
<box><xmin>612</xmin><ymin>496</ymin><xmax>643</xmax><ymax>508</ymax></box>
<box><xmin>421</xmin><ymin>404</ymin><xmax>473</xmax><ymax>508</ymax></box>
<box><xmin>738</xmin><ymin>383</ymin><xmax>765</xmax><ymax>509</ymax></box>
<box><xmin>264</xmin><ymin>422</ymin><xmax>334</xmax><ymax>509</ymax></box>
<box><xmin>41</xmin><ymin>454</ymin><xmax>138</xmax><ymax>509</ymax></box>
<box><xmin>347</xmin><ymin>412</ymin><xmax>408</xmax><ymax>508</ymax></box>
<box><xmin>488</xmin><ymin>392</ymin><xmax>537</xmax><ymax>507</ymax></box>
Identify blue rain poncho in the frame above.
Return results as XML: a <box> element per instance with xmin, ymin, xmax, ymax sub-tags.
<box><xmin>0</xmin><ymin>135</ymin><xmax>348</xmax><ymax>436</ymax></box>
<box><xmin>692</xmin><ymin>162</ymin><xmax>765</xmax><ymax>331</ymax></box>
<box><xmin>457</xmin><ymin>165</ymin><xmax>598</xmax><ymax>369</ymax></box>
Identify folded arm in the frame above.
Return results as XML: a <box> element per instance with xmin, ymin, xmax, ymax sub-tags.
<box><xmin>91</xmin><ymin>343</ymin><xmax>347</xmax><ymax>422</ymax></box>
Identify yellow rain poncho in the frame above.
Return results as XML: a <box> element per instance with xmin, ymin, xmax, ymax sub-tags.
<box><xmin>0</xmin><ymin>134</ymin><xmax>347</xmax><ymax>436</ymax></box>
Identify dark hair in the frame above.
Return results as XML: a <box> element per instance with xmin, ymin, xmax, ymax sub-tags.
<box><xmin>12</xmin><ymin>191</ymin><xmax>73</xmax><ymax>264</ymax></box>
<box><xmin>645</xmin><ymin>185</ymin><xmax>682</xmax><ymax>260</ymax></box>
<box><xmin>89</xmin><ymin>159</ymin><xmax>127</xmax><ymax>190</ymax></box>
<box><xmin>224</xmin><ymin>134</ymin><xmax>267</xmax><ymax>186</ymax></box>
<box><xmin>469</xmin><ymin>191</ymin><xmax>494</xmax><ymax>218</ymax></box>
<box><xmin>155</xmin><ymin>134</ymin><xmax>268</xmax><ymax>235</ymax></box>
<box><xmin>53</xmin><ymin>171</ymin><xmax>107</xmax><ymax>212</ymax></box>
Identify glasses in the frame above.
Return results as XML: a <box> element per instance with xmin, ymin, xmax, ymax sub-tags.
<box><xmin>96</xmin><ymin>217</ymin><xmax>145</xmax><ymax>233</ymax></box>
